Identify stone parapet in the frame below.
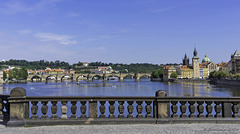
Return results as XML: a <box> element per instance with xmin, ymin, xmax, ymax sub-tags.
<box><xmin>3</xmin><ymin>88</ymin><xmax>240</xmax><ymax>127</ymax></box>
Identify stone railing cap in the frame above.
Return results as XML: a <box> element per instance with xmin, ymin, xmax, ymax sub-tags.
<box><xmin>10</xmin><ymin>87</ymin><xmax>26</xmax><ymax>97</ymax></box>
<box><xmin>155</xmin><ymin>90</ymin><xmax>167</xmax><ymax>97</ymax></box>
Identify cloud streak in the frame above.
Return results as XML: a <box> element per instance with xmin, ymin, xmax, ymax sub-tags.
<box><xmin>34</xmin><ymin>32</ymin><xmax>77</xmax><ymax>45</ymax></box>
<box><xmin>150</xmin><ymin>6</ymin><xmax>176</xmax><ymax>13</ymax></box>
<box><xmin>0</xmin><ymin>0</ymin><xmax>63</xmax><ymax>15</ymax></box>
<box><xmin>87</xmin><ymin>35</ymin><xmax>116</xmax><ymax>41</ymax></box>
<box><xmin>17</xmin><ymin>29</ymin><xmax>33</xmax><ymax>35</ymax></box>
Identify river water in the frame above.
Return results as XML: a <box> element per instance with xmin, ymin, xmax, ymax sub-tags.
<box><xmin>0</xmin><ymin>79</ymin><xmax>240</xmax><ymax>97</ymax></box>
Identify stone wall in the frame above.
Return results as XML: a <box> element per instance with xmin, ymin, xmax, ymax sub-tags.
<box><xmin>213</xmin><ymin>79</ymin><xmax>240</xmax><ymax>86</ymax></box>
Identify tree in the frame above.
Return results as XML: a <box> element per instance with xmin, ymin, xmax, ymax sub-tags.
<box><xmin>3</xmin><ymin>71</ymin><xmax>7</xmax><ymax>81</ymax></box>
<box><xmin>8</xmin><ymin>70</ymin><xmax>13</xmax><ymax>80</ymax></box>
<box><xmin>19</xmin><ymin>67</ymin><xmax>28</xmax><ymax>79</ymax></box>
<box><xmin>152</xmin><ymin>69</ymin><xmax>163</xmax><ymax>78</ymax></box>
<box><xmin>170</xmin><ymin>72</ymin><xmax>178</xmax><ymax>79</ymax></box>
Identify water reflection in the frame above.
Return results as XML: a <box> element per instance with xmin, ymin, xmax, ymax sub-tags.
<box><xmin>0</xmin><ymin>79</ymin><xmax>240</xmax><ymax>97</ymax></box>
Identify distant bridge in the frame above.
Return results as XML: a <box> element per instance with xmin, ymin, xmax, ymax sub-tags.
<box><xmin>27</xmin><ymin>73</ymin><xmax>152</xmax><ymax>82</ymax></box>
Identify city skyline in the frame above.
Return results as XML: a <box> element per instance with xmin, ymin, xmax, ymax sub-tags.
<box><xmin>0</xmin><ymin>0</ymin><xmax>240</xmax><ymax>64</ymax></box>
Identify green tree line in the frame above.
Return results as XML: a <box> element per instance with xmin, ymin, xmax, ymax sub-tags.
<box><xmin>209</xmin><ymin>71</ymin><xmax>240</xmax><ymax>79</ymax></box>
<box><xmin>4</xmin><ymin>67</ymin><xmax>28</xmax><ymax>81</ymax></box>
<box><xmin>0</xmin><ymin>60</ymin><xmax>162</xmax><ymax>73</ymax></box>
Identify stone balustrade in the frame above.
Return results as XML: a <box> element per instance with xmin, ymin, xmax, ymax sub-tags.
<box><xmin>0</xmin><ymin>94</ymin><xmax>10</xmax><ymax>124</ymax></box>
<box><xmin>4</xmin><ymin>87</ymin><xmax>240</xmax><ymax>127</ymax></box>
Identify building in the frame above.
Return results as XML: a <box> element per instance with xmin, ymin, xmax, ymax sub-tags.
<box><xmin>200</xmin><ymin>62</ymin><xmax>217</xmax><ymax>73</ymax></box>
<box><xmin>163</xmin><ymin>47</ymin><xmax>215</xmax><ymax>80</ymax></box>
<box><xmin>178</xmin><ymin>65</ymin><xmax>193</xmax><ymax>79</ymax></box>
<box><xmin>182</xmin><ymin>53</ymin><xmax>189</xmax><ymax>66</ymax></box>
<box><xmin>202</xmin><ymin>55</ymin><xmax>210</xmax><ymax>63</ymax></box>
<box><xmin>163</xmin><ymin>65</ymin><xmax>176</xmax><ymax>81</ymax></box>
<box><xmin>217</xmin><ymin>62</ymin><xmax>230</xmax><ymax>74</ymax></box>
<box><xmin>0</xmin><ymin>70</ymin><xmax>4</xmax><ymax>84</ymax></box>
<box><xmin>192</xmin><ymin>47</ymin><xmax>200</xmax><ymax>78</ymax></box>
<box><xmin>82</xmin><ymin>62</ymin><xmax>89</xmax><ymax>67</ymax></box>
<box><xmin>199</xmin><ymin>67</ymin><xmax>209</xmax><ymax>79</ymax></box>
<box><xmin>231</xmin><ymin>50</ymin><xmax>240</xmax><ymax>74</ymax></box>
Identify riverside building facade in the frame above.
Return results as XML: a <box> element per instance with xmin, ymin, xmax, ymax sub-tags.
<box><xmin>163</xmin><ymin>48</ymin><xmax>216</xmax><ymax>81</ymax></box>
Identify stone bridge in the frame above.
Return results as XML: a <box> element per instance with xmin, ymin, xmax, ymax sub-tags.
<box><xmin>27</xmin><ymin>73</ymin><xmax>152</xmax><ymax>82</ymax></box>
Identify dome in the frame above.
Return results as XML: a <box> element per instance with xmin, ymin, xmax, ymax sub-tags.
<box><xmin>202</xmin><ymin>55</ymin><xmax>210</xmax><ymax>63</ymax></box>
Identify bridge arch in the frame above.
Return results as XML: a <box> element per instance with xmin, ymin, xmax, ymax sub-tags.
<box><xmin>139</xmin><ymin>74</ymin><xmax>152</xmax><ymax>79</ymax></box>
<box><xmin>76</xmin><ymin>75</ymin><xmax>88</xmax><ymax>81</ymax></box>
<box><xmin>91</xmin><ymin>74</ymin><xmax>103</xmax><ymax>81</ymax></box>
<box><xmin>61</xmin><ymin>75</ymin><xmax>72</xmax><ymax>82</ymax></box>
<box><xmin>107</xmin><ymin>74</ymin><xmax>120</xmax><ymax>81</ymax></box>
<box><xmin>46</xmin><ymin>75</ymin><xmax>57</xmax><ymax>82</ymax></box>
<box><xmin>122</xmin><ymin>74</ymin><xmax>135</xmax><ymax>79</ymax></box>
<box><xmin>31</xmin><ymin>75</ymin><xmax>42</xmax><ymax>82</ymax></box>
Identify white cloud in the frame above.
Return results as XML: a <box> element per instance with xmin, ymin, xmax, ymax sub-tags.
<box><xmin>0</xmin><ymin>0</ymin><xmax>63</xmax><ymax>15</ymax></box>
<box><xmin>87</xmin><ymin>35</ymin><xmax>116</xmax><ymax>41</ymax></box>
<box><xmin>64</xmin><ymin>12</ymin><xmax>81</xmax><ymax>18</ymax></box>
<box><xmin>17</xmin><ymin>29</ymin><xmax>33</xmax><ymax>35</ymax></box>
<box><xmin>97</xmin><ymin>47</ymin><xmax>105</xmax><ymax>50</ymax></box>
<box><xmin>34</xmin><ymin>32</ymin><xmax>77</xmax><ymax>45</ymax></box>
<box><xmin>150</xmin><ymin>6</ymin><xmax>176</xmax><ymax>13</ymax></box>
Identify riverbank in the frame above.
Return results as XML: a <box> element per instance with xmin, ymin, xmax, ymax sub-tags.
<box><xmin>211</xmin><ymin>79</ymin><xmax>240</xmax><ymax>86</ymax></box>
<box><xmin>172</xmin><ymin>79</ymin><xmax>210</xmax><ymax>83</ymax></box>
<box><xmin>1</xmin><ymin>124</ymin><xmax>240</xmax><ymax>134</ymax></box>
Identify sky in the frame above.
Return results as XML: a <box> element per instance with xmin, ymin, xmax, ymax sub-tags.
<box><xmin>0</xmin><ymin>0</ymin><xmax>240</xmax><ymax>65</ymax></box>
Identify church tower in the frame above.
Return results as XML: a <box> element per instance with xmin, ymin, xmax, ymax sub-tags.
<box><xmin>182</xmin><ymin>53</ymin><xmax>189</xmax><ymax>66</ymax></box>
<box><xmin>192</xmin><ymin>47</ymin><xmax>200</xmax><ymax>78</ymax></box>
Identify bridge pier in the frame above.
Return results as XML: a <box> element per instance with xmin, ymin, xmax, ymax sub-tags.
<box><xmin>87</xmin><ymin>74</ymin><xmax>93</xmax><ymax>82</ymax></box>
<box><xmin>119</xmin><ymin>76</ymin><xmax>124</xmax><ymax>82</ymax></box>
<box><xmin>102</xmin><ymin>74</ymin><xmax>108</xmax><ymax>82</ymax></box>
<box><xmin>135</xmin><ymin>73</ymin><xmax>140</xmax><ymax>82</ymax></box>
<box><xmin>135</xmin><ymin>77</ymin><xmax>140</xmax><ymax>82</ymax></box>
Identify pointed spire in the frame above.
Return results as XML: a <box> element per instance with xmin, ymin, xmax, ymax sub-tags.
<box><xmin>234</xmin><ymin>50</ymin><xmax>240</xmax><ymax>56</ymax></box>
<box><xmin>184</xmin><ymin>53</ymin><xmax>187</xmax><ymax>59</ymax></box>
<box><xmin>193</xmin><ymin>47</ymin><xmax>197</xmax><ymax>57</ymax></box>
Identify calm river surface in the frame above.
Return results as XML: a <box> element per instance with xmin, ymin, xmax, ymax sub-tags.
<box><xmin>0</xmin><ymin>79</ymin><xmax>240</xmax><ymax>97</ymax></box>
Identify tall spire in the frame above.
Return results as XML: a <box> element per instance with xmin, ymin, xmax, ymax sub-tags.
<box><xmin>184</xmin><ymin>53</ymin><xmax>187</xmax><ymax>59</ymax></box>
<box><xmin>234</xmin><ymin>50</ymin><xmax>240</xmax><ymax>56</ymax></box>
<box><xmin>193</xmin><ymin>47</ymin><xmax>197</xmax><ymax>57</ymax></box>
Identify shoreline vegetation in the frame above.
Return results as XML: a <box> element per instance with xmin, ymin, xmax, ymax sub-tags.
<box><xmin>1</xmin><ymin>59</ymin><xmax>240</xmax><ymax>87</ymax></box>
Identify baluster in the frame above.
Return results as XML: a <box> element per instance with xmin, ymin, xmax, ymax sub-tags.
<box><xmin>145</xmin><ymin>101</ymin><xmax>152</xmax><ymax>118</ymax></box>
<box><xmin>51</xmin><ymin>101</ymin><xmax>58</xmax><ymax>119</ymax></box>
<box><xmin>61</xmin><ymin>101</ymin><xmax>68</xmax><ymax>119</ymax></box>
<box><xmin>3</xmin><ymin>99</ymin><xmax>10</xmax><ymax>119</ymax></box>
<box><xmin>136</xmin><ymin>101</ymin><xmax>143</xmax><ymax>118</ymax></box>
<box><xmin>0</xmin><ymin>98</ymin><xmax>3</xmax><ymax>117</ymax></box>
<box><xmin>99</xmin><ymin>101</ymin><xmax>106</xmax><ymax>118</ymax></box>
<box><xmin>127</xmin><ymin>101</ymin><xmax>134</xmax><ymax>118</ymax></box>
<box><xmin>214</xmin><ymin>101</ymin><xmax>222</xmax><ymax>117</ymax></box>
<box><xmin>71</xmin><ymin>101</ymin><xmax>77</xmax><ymax>119</ymax></box>
<box><xmin>180</xmin><ymin>101</ymin><xmax>187</xmax><ymax>117</ymax></box>
<box><xmin>80</xmin><ymin>101</ymin><xmax>87</xmax><ymax>118</ymax></box>
<box><xmin>188</xmin><ymin>101</ymin><xmax>195</xmax><ymax>117</ymax></box>
<box><xmin>31</xmin><ymin>101</ymin><xmax>38</xmax><ymax>119</ymax></box>
<box><xmin>206</xmin><ymin>101</ymin><xmax>213</xmax><ymax>117</ymax></box>
<box><xmin>232</xmin><ymin>102</ymin><xmax>239</xmax><ymax>117</ymax></box>
<box><xmin>171</xmin><ymin>101</ymin><xmax>178</xmax><ymax>118</ymax></box>
<box><xmin>109</xmin><ymin>101</ymin><xmax>115</xmax><ymax>118</ymax></box>
<box><xmin>118</xmin><ymin>101</ymin><xmax>125</xmax><ymax>118</ymax></box>
<box><xmin>197</xmin><ymin>101</ymin><xmax>204</xmax><ymax>117</ymax></box>
<box><xmin>41</xmin><ymin>101</ymin><xmax>48</xmax><ymax>119</ymax></box>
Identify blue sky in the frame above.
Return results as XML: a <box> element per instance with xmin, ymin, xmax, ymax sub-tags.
<box><xmin>0</xmin><ymin>0</ymin><xmax>239</xmax><ymax>64</ymax></box>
